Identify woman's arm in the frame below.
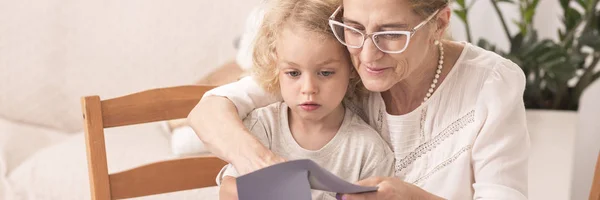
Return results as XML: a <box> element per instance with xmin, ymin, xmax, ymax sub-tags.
<box><xmin>470</xmin><ymin>60</ymin><xmax>529</xmax><ymax>199</ymax></box>
<box><xmin>219</xmin><ymin>176</ymin><xmax>239</xmax><ymax>200</ymax></box>
<box><xmin>187</xmin><ymin>77</ymin><xmax>283</xmax><ymax>174</ymax></box>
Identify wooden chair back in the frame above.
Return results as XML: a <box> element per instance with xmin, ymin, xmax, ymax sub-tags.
<box><xmin>81</xmin><ymin>85</ymin><xmax>227</xmax><ymax>200</ymax></box>
<box><xmin>591</xmin><ymin>152</ymin><xmax>600</xmax><ymax>200</ymax></box>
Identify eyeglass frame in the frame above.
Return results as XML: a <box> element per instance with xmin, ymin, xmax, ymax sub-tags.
<box><xmin>328</xmin><ymin>6</ymin><xmax>441</xmax><ymax>54</ymax></box>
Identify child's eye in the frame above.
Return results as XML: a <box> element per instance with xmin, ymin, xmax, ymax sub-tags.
<box><xmin>285</xmin><ymin>71</ymin><xmax>301</xmax><ymax>77</ymax></box>
<box><xmin>319</xmin><ymin>71</ymin><xmax>335</xmax><ymax>76</ymax></box>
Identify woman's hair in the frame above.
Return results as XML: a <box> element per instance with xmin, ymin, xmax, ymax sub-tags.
<box><xmin>252</xmin><ymin>0</ymin><xmax>363</xmax><ymax>97</ymax></box>
<box><xmin>409</xmin><ymin>0</ymin><xmax>450</xmax><ymax>18</ymax></box>
<box><xmin>408</xmin><ymin>0</ymin><xmax>454</xmax><ymax>40</ymax></box>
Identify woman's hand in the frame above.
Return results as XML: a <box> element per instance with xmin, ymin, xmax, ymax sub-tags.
<box><xmin>219</xmin><ymin>176</ymin><xmax>238</xmax><ymax>200</ymax></box>
<box><xmin>188</xmin><ymin>96</ymin><xmax>286</xmax><ymax>174</ymax></box>
<box><xmin>231</xmin><ymin>142</ymin><xmax>287</xmax><ymax>174</ymax></box>
<box><xmin>337</xmin><ymin>177</ymin><xmax>445</xmax><ymax>200</ymax></box>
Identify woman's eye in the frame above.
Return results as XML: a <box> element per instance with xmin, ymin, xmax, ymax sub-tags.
<box><xmin>319</xmin><ymin>71</ymin><xmax>335</xmax><ymax>76</ymax></box>
<box><xmin>285</xmin><ymin>71</ymin><xmax>301</xmax><ymax>77</ymax></box>
<box><xmin>380</xmin><ymin>34</ymin><xmax>405</xmax><ymax>40</ymax></box>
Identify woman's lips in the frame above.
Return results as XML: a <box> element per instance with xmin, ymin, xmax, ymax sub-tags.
<box><xmin>365</xmin><ymin>67</ymin><xmax>390</xmax><ymax>75</ymax></box>
<box><xmin>299</xmin><ymin>103</ymin><xmax>321</xmax><ymax>111</ymax></box>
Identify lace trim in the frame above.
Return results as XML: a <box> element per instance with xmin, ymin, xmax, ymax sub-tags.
<box><xmin>395</xmin><ymin>110</ymin><xmax>475</xmax><ymax>173</ymax></box>
<box><xmin>412</xmin><ymin>145</ymin><xmax>472</xmax><ymax>185</ymax></box>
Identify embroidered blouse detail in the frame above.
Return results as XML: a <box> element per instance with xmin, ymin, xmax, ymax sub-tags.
<box><xmin>413</xmin><ymin>145</ymin><xmax>473</xmax><ymax>185</ymax></box>
<box><xmin>394</xmin><ymin>110</ymin><xmax>475</xmax><ymax>173</ymax></box>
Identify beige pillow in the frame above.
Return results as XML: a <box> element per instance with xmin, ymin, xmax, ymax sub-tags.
<box><xmin>0</xmin><ymin>118</ymin><xmax>69</xmax><ymax>175</ymax></box>
<box><xmin>0</xmin><ymin>0</ymin><xmax>261</xmax><ymax>132</ymax></box>
<box><xmin>7</xmin><ymin>122</ymin><xmax>218</xmax><ymax>200</ymax></box>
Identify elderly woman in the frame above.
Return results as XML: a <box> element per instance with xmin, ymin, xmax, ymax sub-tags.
<box><xmin>188</xmin><ymin>0</ymin><xmax>530</xmax><ymax>199</ymax></box>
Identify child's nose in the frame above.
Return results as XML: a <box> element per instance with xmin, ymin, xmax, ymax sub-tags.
<box><xmin>301</xmin><ymin>76</ymin><xmax>318</xmax><ymax>95</ymax></box>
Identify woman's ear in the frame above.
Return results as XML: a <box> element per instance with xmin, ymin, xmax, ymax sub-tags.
<box><xmin>435</xmin><ymin>6</ymin><xmax>451</xmax><ymax>38</ymax></box>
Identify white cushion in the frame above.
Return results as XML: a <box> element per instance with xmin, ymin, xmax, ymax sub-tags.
<box><xmin>0</xmin><ymin>0</ymin><xmax>261</xmax><ymax>132</ymax></box>
<box><xmin>6</xmin><ymin>122</ymin><xmax>218</xmax><ymax>200</ymax></box>
<box><xmin>170</xmin><ymin>126</ymin><xmax>209</xmax><ymax>156</ymax></box>
<box><xmin>0</xmin><ymin>118</ymin><xmax>69</xmax><ymax>200</ymax></box>
<box><xmin>235</xmin><ymin>2</ymin><xmax>267</xmax><ymax>70</ymax></box>
<box><xmin>0</xmin><ymin>118</ymin><xmax>69</xmax><ymax>175</ymax></box>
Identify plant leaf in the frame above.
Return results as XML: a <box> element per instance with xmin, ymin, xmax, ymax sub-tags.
<box><xmin>560</xmin><ymin>0</ymin><xmax>571</xmax><ymax>10</ymax></box>
<box><xmin>496</xmin><ymin>0</ymin><xmax>515</xmax><ymax>3</ymax></box>
<box><xmin>524</xmin><ymin>4</ymin><xmax>536</xmax><ymax>23</ymax></box>
<box><xmin>453</xmin><ymin>9</ymin><xmax>468</xmax><ymax>23</ymax></box>
<box><xmin>576</xmin><ymin>0</ymin><xmax>587</xmax><ymax>8</ymax></box>
<box><xmin>563</xmin><ymin>7</ymin><xmax>582</xmax><ymax>31</ymax></box>
<box><xmin>596</xmin><ymin>10</ymin><xmax>600</xmax><ymax>32</ymax></box>
<box><xmin>579</xmin><ymin>28</ymin><xmax>600</xmax><ymax>51</ymax></box>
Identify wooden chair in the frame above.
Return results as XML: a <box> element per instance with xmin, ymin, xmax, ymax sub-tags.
<box><xmin>81</xmin><ymin>85</ymin><xmax>227</xmax><ymax>200</ymax></box>
<box><xmin>591</xmin><ymin>152</ymin><xmax>600</xmax><ymax>200</ymax></box>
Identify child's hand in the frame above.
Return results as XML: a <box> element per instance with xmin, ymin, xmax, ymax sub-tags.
<box><xmin>219</xmin><ymin>176</ymin><xmax>239</xmax><ymax>200</ymax></box>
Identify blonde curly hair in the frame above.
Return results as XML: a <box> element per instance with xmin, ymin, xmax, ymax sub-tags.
<box><xmin>252</xmin><ymin>0</ymin><xmax>363</xmax><ymax>98</ymax></box>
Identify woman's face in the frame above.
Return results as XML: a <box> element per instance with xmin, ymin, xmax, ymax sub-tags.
<box><xmin>342</xmin><ymin>0</ymin><xmax>440</xmax><ymax>92</ymax></box>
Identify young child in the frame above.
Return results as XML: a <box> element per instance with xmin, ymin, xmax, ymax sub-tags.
<box><xmin>218</xmin><ymin>0</ymin><xmax>394</xmax><ymax>199</ymax></box>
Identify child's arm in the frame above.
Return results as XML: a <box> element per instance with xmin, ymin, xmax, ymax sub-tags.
<box><xmin>219</xmin><ymin>176</ymin><xmax>239</xmax><ymax>200</ymax></box>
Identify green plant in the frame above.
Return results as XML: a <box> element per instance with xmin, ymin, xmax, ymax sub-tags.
<box><xmin>453</xmin><ymin>0</ymin><xmax>600</xmax><ymax>110</ymax></box>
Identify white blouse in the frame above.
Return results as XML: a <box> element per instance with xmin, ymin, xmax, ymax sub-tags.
<box><xmin>203</xmin><ymin>43</ymin><xmax>530</xmax><ymax>199</ymax></box>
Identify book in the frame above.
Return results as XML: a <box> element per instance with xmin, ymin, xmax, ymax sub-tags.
<box><xmin>236</xmin><ymin>159</ymin><xmax>378</xmax><ymax>200</ymax></box>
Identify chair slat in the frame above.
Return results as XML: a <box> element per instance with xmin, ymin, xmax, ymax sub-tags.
<box><xmin>101</xmin><ymin>85</ymin><xmax>215</xmax><ymax>128</ymax></box>
<box><xmin>82</xmin><ymin>96</ymin><xmax>112</xmax><ymax>200</ymax></box>
<box><xmin>109</xmin><ymin>156</ymin><xmax>227</xmax><ymax>199</ymax></box>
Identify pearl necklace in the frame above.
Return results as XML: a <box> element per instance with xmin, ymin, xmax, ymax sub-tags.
<box><xmin>423</xmin><ymin>40</ymin><xmax>444</xmax><ymax>103</ymax></box>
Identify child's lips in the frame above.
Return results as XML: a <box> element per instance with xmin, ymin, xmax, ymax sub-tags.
<box><xmin>299</xmin><ymin>103</ymin><xmax>321</xmax><ymax>111</ymax></box>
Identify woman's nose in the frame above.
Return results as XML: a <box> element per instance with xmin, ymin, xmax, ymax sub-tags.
<box><xmin>359</xmin><ymin>37</ymin><xmax>384</xmax><ymax>63</ymax></box>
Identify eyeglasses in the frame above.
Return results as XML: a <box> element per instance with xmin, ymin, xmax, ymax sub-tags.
<box><xmin>328</xmin><ymin>6</ymin><xmax>440</xmax><ymax>54</ymax></box>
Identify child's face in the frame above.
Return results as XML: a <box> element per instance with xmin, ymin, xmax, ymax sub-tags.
<box><xmin>276</xmin><ymin>27</ymin><xmax>352</xmax><ymax>121</ymax></box>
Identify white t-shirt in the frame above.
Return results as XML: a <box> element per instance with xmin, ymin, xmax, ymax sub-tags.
<box><xmin>218</xmin><ymin>102</ymin><xmax>394</xmax><ymax>200</ymax></box>
<box><xmin>205</xmin><ymin>43</ymin><xmax>530</xmax><ymax>199</ymax></box>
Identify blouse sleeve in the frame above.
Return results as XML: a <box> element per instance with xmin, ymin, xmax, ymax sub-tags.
<box><xmin>472</xmin><ymin>59</ymin><xmax>530</xmax><ymax>200</ymax></box>
<box><xmin>202</xmin><ymin>76</ymin><xmax>282</xmax><ymax>118</ymax></box>
<box><xmin>215</xmin><ymin>164</ymin><xmax>240</xmax><ymax>186</ymax></box>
